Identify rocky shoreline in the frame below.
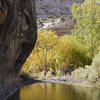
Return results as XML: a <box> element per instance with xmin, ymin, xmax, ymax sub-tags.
<box><xmin>32</xmin><ymin>75</ymin><xmax>94</xmax><ymax>88</ymax></box>
<box><xmin>6</xmin><ymin>75</ymin><xmax>96</xmax><ymax>99</ymax></box>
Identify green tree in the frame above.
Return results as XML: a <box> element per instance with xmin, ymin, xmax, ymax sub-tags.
<box><xmin>72</xmin><ymin>0</ymin><xmax>100</xmax><ymax>58</ymax></box>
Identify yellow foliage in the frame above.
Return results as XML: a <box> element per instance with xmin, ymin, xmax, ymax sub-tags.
<box><xmin>21</xmin><ymin>30</ymin><xmax>91</xmax><ymax>76</ymax></box>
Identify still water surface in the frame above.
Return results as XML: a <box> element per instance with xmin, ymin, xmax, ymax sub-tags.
<box><xmin>8</xmin><ymin>83</ymin><xmax>100</xmax><ymax>100</ymax></box>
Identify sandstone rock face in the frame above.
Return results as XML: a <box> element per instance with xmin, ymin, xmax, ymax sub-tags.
<box><xmin>0</xmin><ymin>0</ymin><xmax>37</xmax><ymax>99</ymax></box>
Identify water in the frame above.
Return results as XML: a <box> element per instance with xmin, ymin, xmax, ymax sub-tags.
<box><xmin>8</xmin><ymin>83</ymin><xmax>100</xmax><ymax>100</ymax></box>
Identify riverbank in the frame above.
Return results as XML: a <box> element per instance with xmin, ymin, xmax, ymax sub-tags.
<box><xmin>33</xmin><ymin>76</ymin><xmax>94</xmax><ymax>88</ymax></box>
<box><xmin>6</xmin><ymin>75</ymin><xmax>97</xmax><ymax>100</ymax></box>
<box><xmin>8</xmin><ymin>80</ymin><xmax>100</xmax><ymax>100</ymax></box>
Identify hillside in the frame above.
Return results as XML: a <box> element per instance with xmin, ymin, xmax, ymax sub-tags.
<box><xmin>36</xmin><ymin>0</ymin><xmax>84</xmax><ymax>18</ymax></box>
<box><xmin>36</xmin><ymin>0</ymin><xmax>84</xmax><ymax>29</ymax></box>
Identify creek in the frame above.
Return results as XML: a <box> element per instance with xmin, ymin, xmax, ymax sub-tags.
<box><xmin>7</xmin><ymin>82</ymin><xmax>100</xmax><ymax>100</ymax></box>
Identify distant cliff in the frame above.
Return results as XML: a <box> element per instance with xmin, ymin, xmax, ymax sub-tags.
<box><xmin>36</xmin><ymin>0</ymin><xmax>84</xmax><ymax>18</ymax></box>
<box><xmin>36</xmin><ymin>0</ymin><xmax>84</xmax><ymax>30</ymax></box>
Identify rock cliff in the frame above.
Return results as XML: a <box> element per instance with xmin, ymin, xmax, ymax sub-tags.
<box><xmin>0</xmin><ymin>0</ymin><xmax>37</xmax><ymax>99</ymax></box>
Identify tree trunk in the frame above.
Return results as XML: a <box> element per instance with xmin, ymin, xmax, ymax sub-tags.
<box><xmin>0</xmin><ymin>0</ymin><xmax>37</xmax><ymax>99</ymax></box>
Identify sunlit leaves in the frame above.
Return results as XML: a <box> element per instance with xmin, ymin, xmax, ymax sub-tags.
<box><xmin>21</xmin><ymin>30</ymin><xmax>91</xmax><ymax>76</ymax></box>
<box><xmin>72</xmin><ymin>0</ymin><xmax>100</xmax><ymax>58</ymax></box>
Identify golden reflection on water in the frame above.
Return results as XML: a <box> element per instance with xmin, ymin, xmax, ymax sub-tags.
<box><xmin>19</xmin><ymin>83</ymin><xmax>100</xmax><ymax>100</ymax></box>
<box><xmin>7</xmin><ymin>83</ymin><xmax>100</xmax><ymax>100</ymax></box>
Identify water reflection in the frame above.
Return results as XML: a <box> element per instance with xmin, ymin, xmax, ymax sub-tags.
<box><xmin>8</xmin><ymin>83</ymin><xmax>100</xmax><ymax>100</ymax></box>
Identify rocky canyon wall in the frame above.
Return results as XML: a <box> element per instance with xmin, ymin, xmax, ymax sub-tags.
<box><xmin>0</xmin><ymin>0</ymin><xmax>37</xmax><ymax>99</ymax></box>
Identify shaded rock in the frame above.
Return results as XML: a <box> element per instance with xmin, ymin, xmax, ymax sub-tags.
<box><xmin>0</xmin><ymin>0</ymin><xmax>37</xmax><ymax>99</ymax></box>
